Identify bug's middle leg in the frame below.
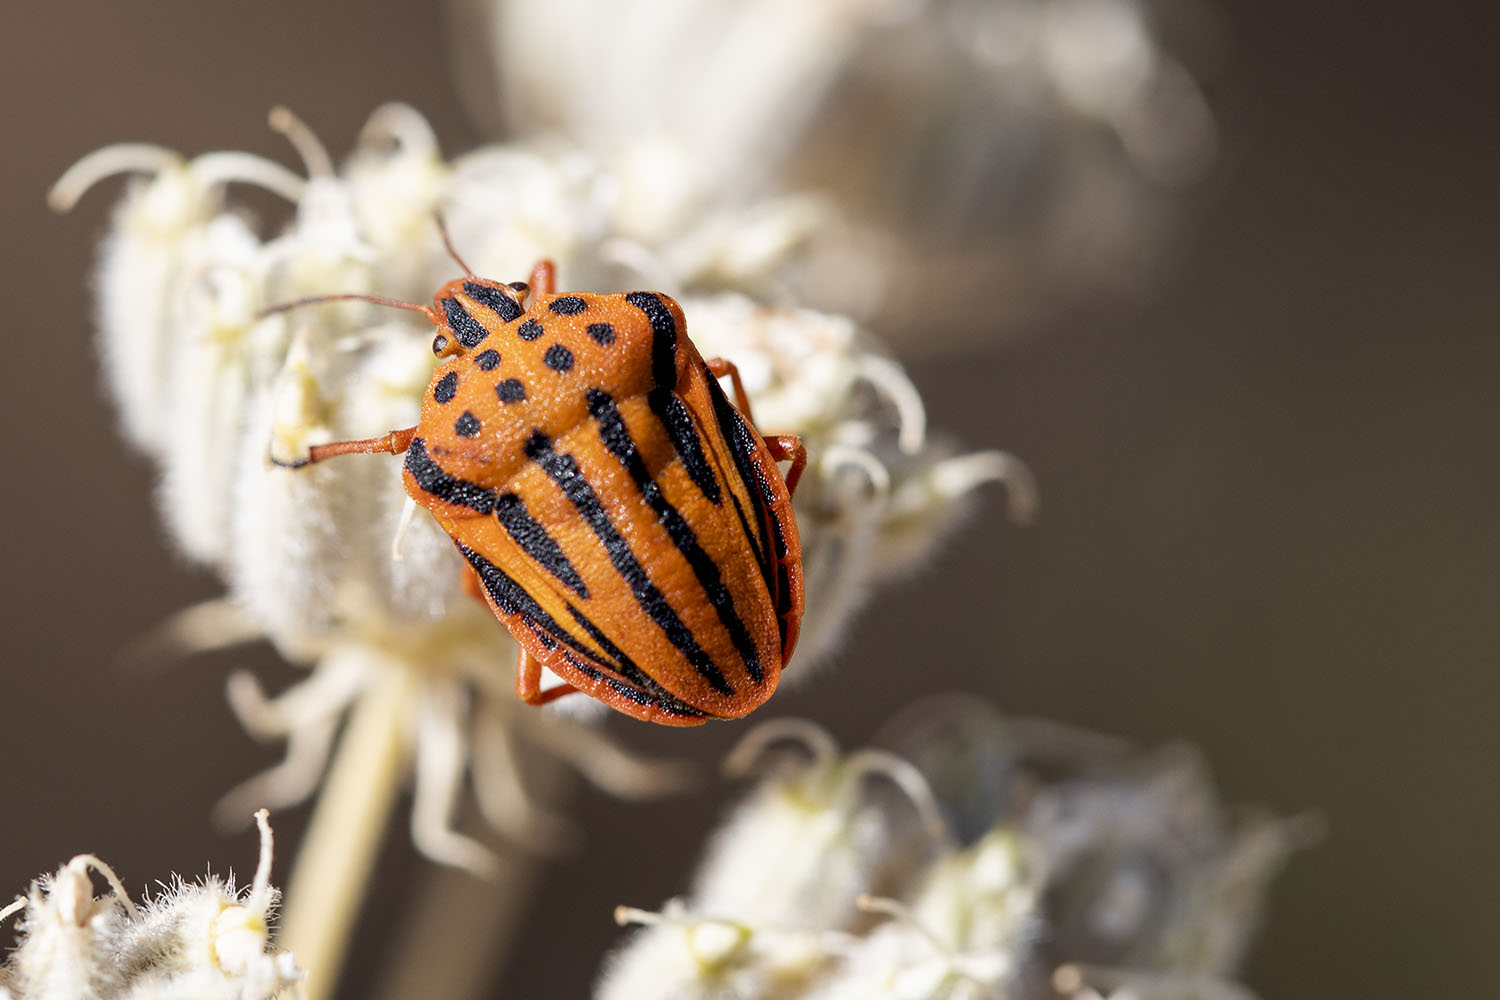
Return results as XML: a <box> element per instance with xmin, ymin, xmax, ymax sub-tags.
<box><xmin>515</xmin><ymin>648</ymin><xmax>581</xmax><ymax>707</ymax></box>
<box><xmin>765</xmin><ymin>434</ymin><xmax>807</xmax><ymax>496</ymax></box>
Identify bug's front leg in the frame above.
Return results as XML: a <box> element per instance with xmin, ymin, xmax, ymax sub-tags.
<box><xmin>765</xmin><ymin>435</ymin><xmax>807</xmax><ymax>496</ymax></box>
<box><xmin>270</xmin><ymin>426</ymin><xmax>418</xmax><ymax>469</ymax></box>
<box><xmin>515</xmin><ymin>648</ymin><xmax>581</xmax><ymax>707</ymax></box>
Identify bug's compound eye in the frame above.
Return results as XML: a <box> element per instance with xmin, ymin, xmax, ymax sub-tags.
<box><xmin>432</xmin><ymin>332</ymin><xmax>458</xmax><ymax>358</ymax></box>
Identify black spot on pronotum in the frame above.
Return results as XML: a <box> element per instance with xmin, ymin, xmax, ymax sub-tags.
<box><xmin>433</xmin><ymin>371</ymin><xmax>458</xmax><ymax>404</ymax></box>
<box><xmin>441</xmin><ymin>297</ymin><xmax>488</xmax><ymax>349</ymax></box>
<box><xmin>473</xmin><ymin>349</ymin><xmax>501</xmax><ymax>371</ymax></box>
<box><xmin>455</xmin><ymin>411</ymin><xmax>481</xmax><ymax>437</ymax></box>
<box><xmin>517</xmin><ymin>318</ymin><xmax>544</xmax><ymax>341</ymax></box>
<box><xmin>463</xmin><ymin>281</ymin><xmax>523</xmax><ymax>322</ymax></box>
<box><xmin>496</xmin><ymin>378</ymin><xmax>526</xmax><ymax>403</ymax></box>
<box><xmin>549</xmin><ymin>296</ymin><xmax>587</xmax><ymax>315</ymax></box>
<box><xmin>587</xmin><ymin>322</ymin><xmax>616</xmax><ymax>346</ymax></box>
<box><xmin>544</xmin><ymin>344</ymin><xmax>574</xmax><ymax>372</ymax></box>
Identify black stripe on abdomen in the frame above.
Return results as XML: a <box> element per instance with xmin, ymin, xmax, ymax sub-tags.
<box><xmin>588</xmin><ymin>389</ymin><xmax>764</xmax><ymax>684</ymax></box>
<box><xmin>494</xmin><ymin>492</ymin><xmax>589</xmax><ymax>598</ymax></box>
<box><xmin>456</xmin><ymin>541</ymin><xmax>703</xmax><ymax>717</ymax></box>
<box><xmin>703</xmin><ymin>375</ymin><xmax>774</xmax><ymax>581</ymax></box>
<box><xmin>651</xmin><ymin>389</ymin><xmax>721</xmax><ymax>505</ymax></box>
<box><xmin>404</xmin><ymin>438</ymin><xmax>498</xmax><ymax>513</ymax></box>
<box><xmin>625</xmin><ymin>291</ymin><xmax>722</xmax><ymax>505</ymax></box>
<box><xmin>524</xmin><ymin>428</ymin><xmax>735</xmax><ymax>697</ymax></box>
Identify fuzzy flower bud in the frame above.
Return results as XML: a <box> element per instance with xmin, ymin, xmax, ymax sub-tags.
<box><xmin>1</xmin><ymin>812</ymin><xmax>301</xmax><ymax>1000</ymax></box>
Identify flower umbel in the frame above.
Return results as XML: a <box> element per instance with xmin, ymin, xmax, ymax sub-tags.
<box><xmin>54</xmin><ymin>102</ymin><xmax>1028</xmax><ymax>998</ymax></box>
<box><xmin>53</xmin><ymin>101</ymin><xmax>1027</xmax><ymax>868</ymax></box>
<box><xmin>603</xmin><ymin>703</ymin><xmax>1310</xmax><ymax>1000</ymax></box>
<box><xmin>466</xmin><ymin>0</ymin><xmax>1219</xmax><ymax>346</ymax></box>
<box><xmin>0</xmin><ymin>811</ymin><xmax>301</xmax><ymax>1000</ymax></box>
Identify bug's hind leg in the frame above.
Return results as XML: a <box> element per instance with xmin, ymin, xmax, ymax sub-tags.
<box><xmin>270</xmin><ymin>426</ymin><xmax>417</xmax><ymax>469</ymax></box>
<box><xmin>460</xmin><ymin>563</ymin><xmax>486</xmax><ymax>604</ymax></box>
<box><xmin>705</xmin><ymin>358</ymin><xmax>755</xmax><ymax>423</ymax></box>
<box><xmin>515</xmin><ymin>648</ymin><xmax>581</xmax><ymax>707</ymax></box>
<box><xmin>765</xmin><ymin>434</ymin><xmax>807</xmax><ymax>496</ymax></box>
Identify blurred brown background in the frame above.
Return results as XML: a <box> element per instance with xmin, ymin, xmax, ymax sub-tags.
<box><xmin>1</xmin><ymin>2</ymin><xmax>1495</xmax><ymax>998</ymax></box>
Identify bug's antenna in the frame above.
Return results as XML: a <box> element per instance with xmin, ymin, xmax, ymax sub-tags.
<box><xmin>257</xmin><ymin>293</ymin><xmax>437</xmax><ymax>323</ymax></box>
<box><xmin>434</xmin><ymin>212</ymin><xmax>475</xmax><ymax>277</ymax></box>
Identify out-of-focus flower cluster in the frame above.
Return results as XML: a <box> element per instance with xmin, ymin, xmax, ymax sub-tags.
<box><xmin>51</xmin><ymin>105</ymin><xmax>1029</xmax><ymax>867</ymax></box>
<box><xmin>464</xmin><ymin>0</ymin><xmax>1218</xmax><ymax>347</ymax></box>
<box><xmin>0</xmin><ymin>813</ymin><xmax>299</xmax><ymax>1000</ymax></box>
<box><xmin>602</xmin><ymin>700</ymin><xmax>1311</xmax><ymax>1000</ymax></box>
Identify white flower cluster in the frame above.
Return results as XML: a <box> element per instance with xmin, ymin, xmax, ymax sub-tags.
<box><xmin>469</xmin><ymin>0</ymin><xmax>1218</xmax><ymax>344</ymax></box>
<box><xmin>602</xmin><ymin>703</ymin><xmax>1310</xmax><ymax>1000</ymax></box>
<box><xmin>52</xmin><ymin>105</ymin><xmax>1027</xmax><ymax>867</ymax></box>
<box><xmin>0</xmin><ymin>812</ymin><xmax>300</xmax><ymax>1000</ymax></box>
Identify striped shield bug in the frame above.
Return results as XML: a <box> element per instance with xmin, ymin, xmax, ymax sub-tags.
<box><xmin>272</xmin><ymin>250</ymin><xmax>805</xmax><ymax>726</ymax></box>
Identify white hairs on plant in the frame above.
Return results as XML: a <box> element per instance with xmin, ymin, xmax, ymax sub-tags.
<box><xmin>0</xmin><ymin>812</ymin><xmax>301</xmax><ymax>1000</ymax></box>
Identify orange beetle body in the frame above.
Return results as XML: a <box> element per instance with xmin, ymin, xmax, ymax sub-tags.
<box><xmin>298</xmin><ymin>263</ymin><xmax>805</xmax><ymax>726</ymax></box>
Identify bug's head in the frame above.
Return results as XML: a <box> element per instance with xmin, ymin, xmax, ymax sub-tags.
<box><xmin>430</xmin><ymin>278</ymin><xmax>530</xmax><ymax>360</ymax></box>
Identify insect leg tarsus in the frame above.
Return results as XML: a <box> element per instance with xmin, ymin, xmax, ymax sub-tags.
<box><xmin>529</xmin><ymin>260</ymin><xmax>557</xmax><ymax>296</ymax></box>
<box><xmin>514</xmin><ymin>648</ymin><xmax>581</xmax><ymax>706</ymax></box>
<box><xmin>271</xmin><ymin>426</ymin><xmax>418</xmax><ymax>469</ymax></box>
<box><xmin>765</xmin><ymin>434</ymin><xmax>807</xmax><ymax>496</ymax></box>
<box><xmin>705</xmin><ymin>357</ymin><xmax>755</xmax><ymax>423</ymax></box>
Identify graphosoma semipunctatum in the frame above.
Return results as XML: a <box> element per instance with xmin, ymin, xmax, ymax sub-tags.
<box><xmin>277</xmin><ymin>260</ymin><xmax>805</xmax><ymax>726</ymax></box>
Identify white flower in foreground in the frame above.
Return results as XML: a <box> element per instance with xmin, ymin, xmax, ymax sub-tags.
<box><xmin>602</xmin><ymin>705</ymin><xmax>1308</xmax><ymax>1000</ymax></box>
<box><xmin>53</xmin><ymin>104</ymin><xmax>1027</xmax><ymax>872</ymax></box>
<box><xmin>601</xmin><ymin>720</ymin><xmax>953</xmax><ymax>1000</ymax></box>
<box><xmin>466</xmin><ymin>0</ymin><xmax>1218</xmax><ymax>345</ymax></box>
<box><xmin>0</xmin><ymin>812</ymin><xmax>301</xmax><ymax>1000</ymax></box>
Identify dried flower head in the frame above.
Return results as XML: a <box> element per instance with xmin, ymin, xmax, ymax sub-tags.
<box><xmin>1</xmin><ymin>812</ymin><xmax>301</xmax><ymax>1000</ymax></box>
